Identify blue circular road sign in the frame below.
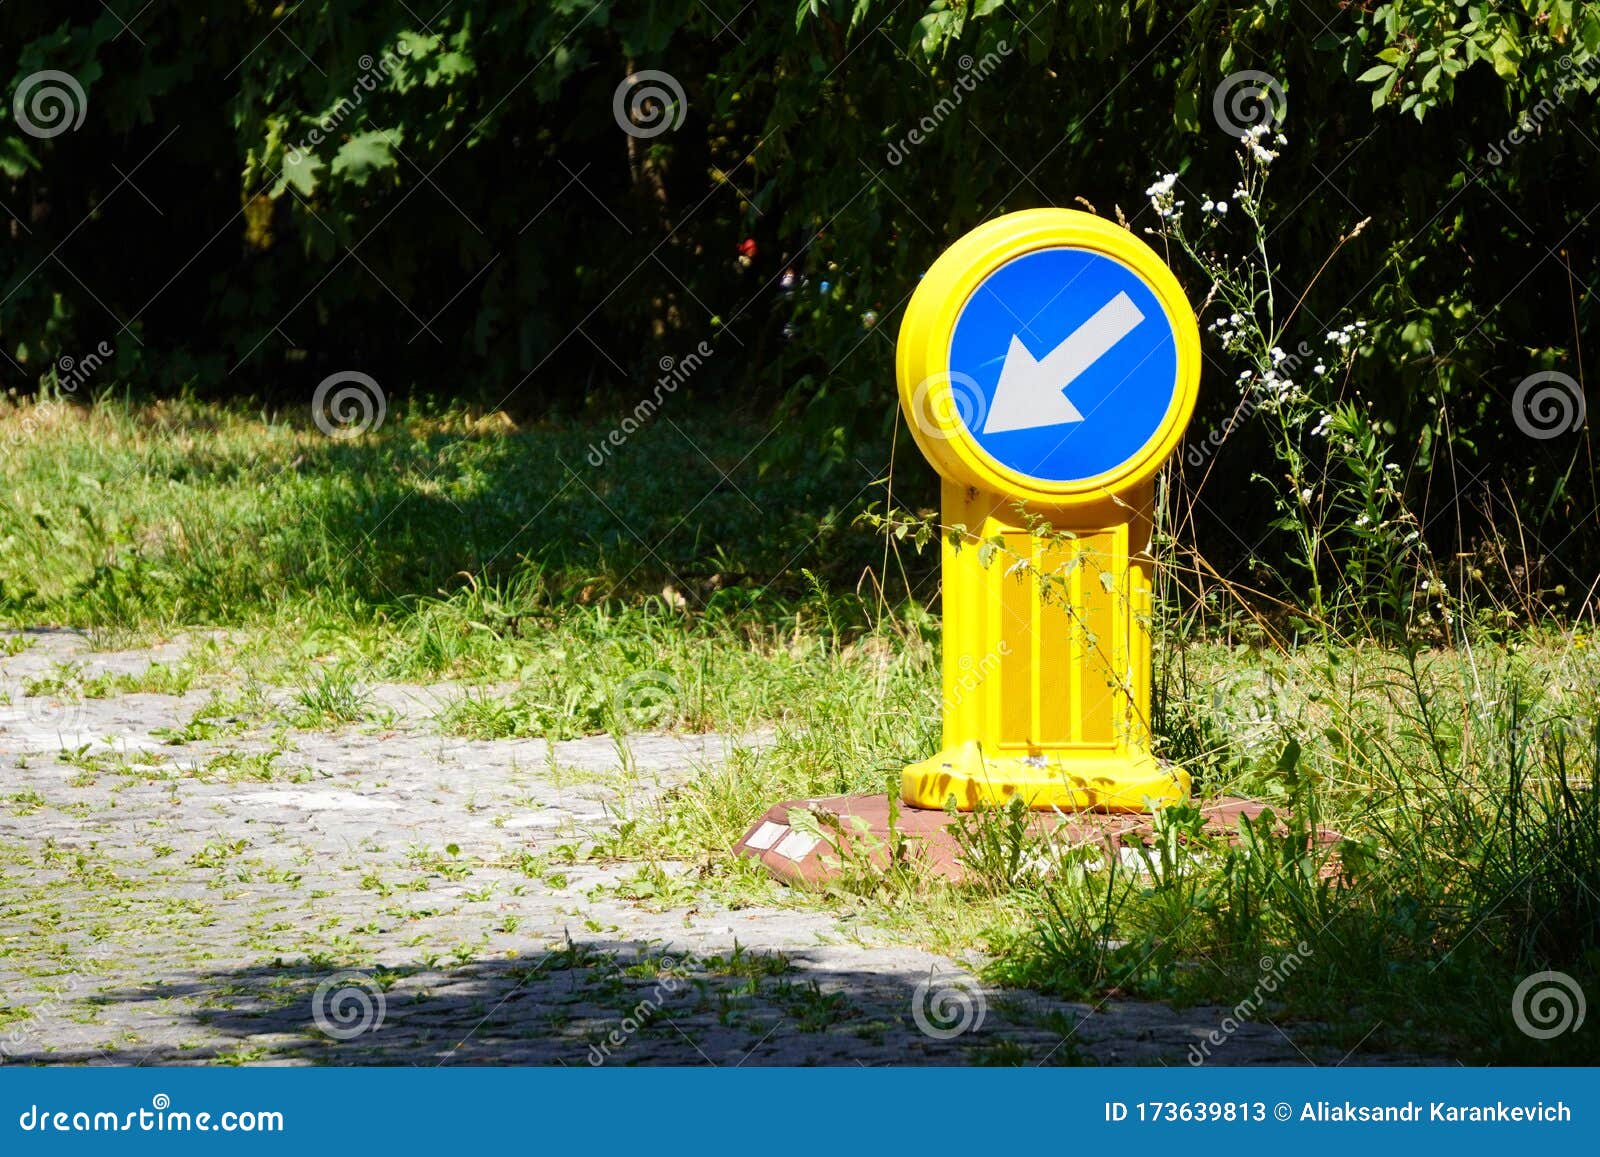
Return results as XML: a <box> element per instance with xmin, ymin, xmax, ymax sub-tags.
<box><xmin>947</xmin><ymin>246</ymin><xmax>1180</xmax><ymax>485</ymax></box>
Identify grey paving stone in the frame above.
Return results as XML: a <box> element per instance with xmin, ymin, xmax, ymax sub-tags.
<box><xmin>0</xmin><ymin>630</ymin><xmax>1361</xmax><ymax>1067</ymax></box>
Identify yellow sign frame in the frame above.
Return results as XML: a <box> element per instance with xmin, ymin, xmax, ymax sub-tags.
<box><xmin>898</xmin><ymin>208</ymin><xmax>1201</xmax><ymax>507</ymax></box>
<box><xmin>896</xmin><ymin>208</ymin><xmax>1201</xmax><ymax>813</ymax></box>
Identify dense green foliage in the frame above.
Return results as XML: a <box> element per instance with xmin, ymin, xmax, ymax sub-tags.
<box><xmin>2</xmin><ymin>1</ymin><xmax>1596</xmax><ymax>605</ymax></box>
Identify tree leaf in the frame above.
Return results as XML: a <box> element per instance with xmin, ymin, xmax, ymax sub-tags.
<box><xmin>330</xmin><ymin>130</ymin><xmax>400</xmax><ymax>186</ymax></box>
<box><xmin>280</xmin><ymin>148</ymin><xmax>324</xmax><ymax>197</ymax></box>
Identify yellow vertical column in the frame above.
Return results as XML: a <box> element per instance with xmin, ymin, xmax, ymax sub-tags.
<box><xmin>901</xmin><ymin>478</ymin><xmax>1187</xmax><ymax>812</ymax></box>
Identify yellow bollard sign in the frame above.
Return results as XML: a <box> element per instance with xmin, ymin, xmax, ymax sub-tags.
<box><xmin>897</xmin><ymin>209</ymin><xmax>1200</xmax><ymax>813</ymax></box>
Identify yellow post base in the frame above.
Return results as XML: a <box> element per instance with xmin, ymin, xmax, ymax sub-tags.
<box><xmin>902</xmin><ymin>740</ymin><xmax>1190</xmax><ymax>813</ymax></box>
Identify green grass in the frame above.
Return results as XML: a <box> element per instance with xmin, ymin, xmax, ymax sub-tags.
<box><xmin>0</xmin><ymin>398</ymin><xmax>893</xmax><ymax>635</ymax></box>
<box><xmin>2</xmin><ymin>397</ymin><xmax>1597</xmax><ymax>1064</ymax></box>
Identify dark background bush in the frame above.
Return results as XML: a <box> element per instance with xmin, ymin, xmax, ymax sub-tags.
<box><xmin>3</xmin><ymin>2</ymin><xmax>1595</xmax><ymax>608</ymax></box>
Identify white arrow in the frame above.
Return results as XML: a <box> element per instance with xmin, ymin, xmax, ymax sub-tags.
<box><xmin>981</xmin><ymin>290</ymin><xmax>1146</xmax><ymax>435</ymax></box>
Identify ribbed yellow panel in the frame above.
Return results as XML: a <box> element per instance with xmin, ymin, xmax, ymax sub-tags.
<box><xmin>1075</xmin><ymin>531</ymin><xmax>1118</xmax><ymax>747</ymax></box>
<box><xmin>1034</xmin><ymin>537</ymin><xmax>1069</xmax><ymax>747</ymax></box>
<box><xmin>939</xmin><ymin>480</ymin><xmax>1154</xmax><ymax>758</ymax></box>
<box><xmin>983</xmin><ymin>527</ymin><xmax>1127</xmax><ymax>753</ymax></box>
<box><xmin>1129</xmin><ymin>555</ymin><xmax>1153</xmax><ymax>749</ymax></box>
<box><xmin>998</xmin><ymin>531</ymin><xmax>1033</xmax><ymax>748</ymax></box>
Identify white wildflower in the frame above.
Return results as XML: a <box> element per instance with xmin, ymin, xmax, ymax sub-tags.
<box><xmin>1145</xmin><ymin>173</ymin><xmax>1178</xmax><ymax>198</ymax></box>
<box><xmin>1145</xmin><ymin>172</ymin><xmax>1182</xmax><ymax>219</ymax></box>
